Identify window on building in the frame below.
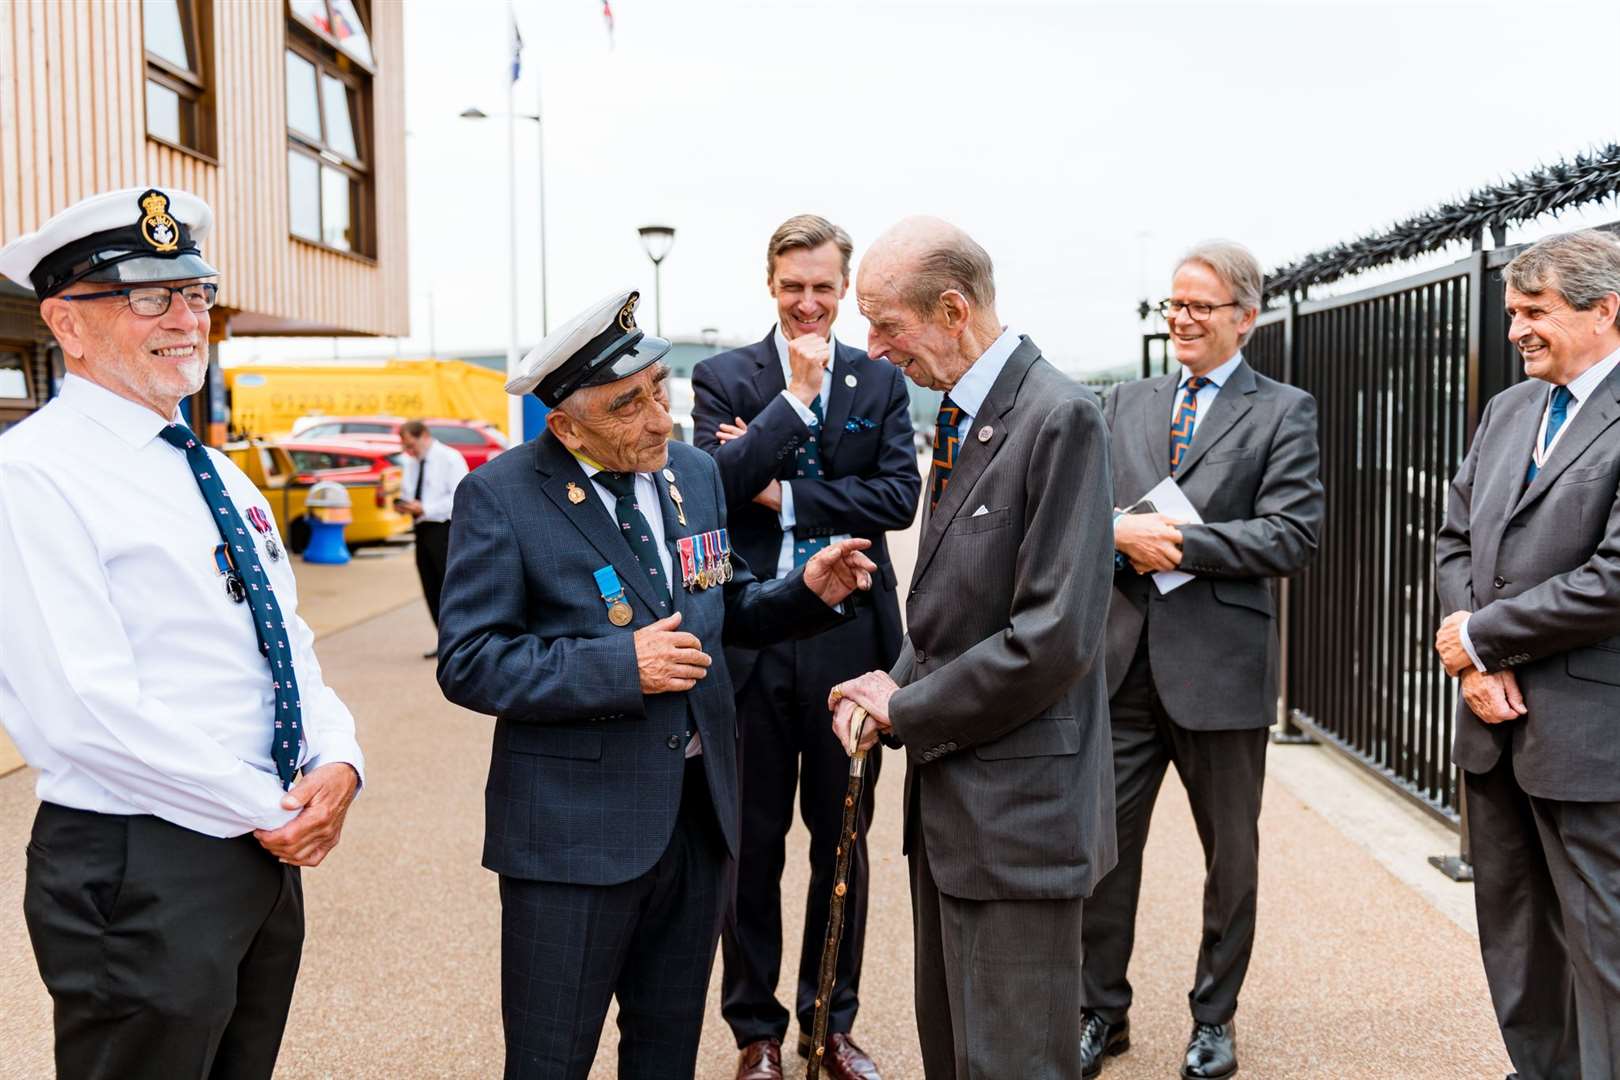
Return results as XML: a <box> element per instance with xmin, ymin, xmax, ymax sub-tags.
<box><xmin>286</xmin><ymin>0</ymin><xmax>375</xmax><ymax>255</ymax></box>
<box><xmin>143</xmin><ymin>0</ymin><xmax>214</xmax><ymax>157</ymax></box>
<box><xmin>0</xmin><ymin>346</ymin><xmax>38</xmax><ymax>434</ymax></box>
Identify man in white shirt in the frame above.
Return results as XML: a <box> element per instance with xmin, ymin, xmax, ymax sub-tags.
<box><xmin>0</xmin><ymin>187</ymin><xmax>364</xmax><ymax>1080</ymax></box>
<box><xmin>397</xmin><ymin>419</ymin><xmax>469</xmax><ymax>658</ymax></box>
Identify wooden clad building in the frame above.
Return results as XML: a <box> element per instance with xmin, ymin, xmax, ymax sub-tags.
<box><xmin>0</xmin><ymin>0</ymin><xmax>407</xmax><ymax>775</ymax></box>
<box><xmin>0</xmin><ymin>0</ymin><xmax>408</xmax><ymax>441</ymax></box>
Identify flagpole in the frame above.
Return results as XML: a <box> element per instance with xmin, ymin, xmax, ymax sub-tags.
<box><xmin>506</xmin><ymin>6</ymin><xmax>523</xmax><ymax>444</ymax></box>
<box><xmin>535</xmin><ymin>43</ymin><xmax>549</xmax><ymax>336</ymax></box>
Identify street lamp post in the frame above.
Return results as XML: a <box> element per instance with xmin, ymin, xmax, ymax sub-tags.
<box><xmin>461</xmin><ymin>104</ymin><xmax>550</xmax><ymax>441</ymax></box>
<box><xmin>637</xmin><ymin>225</ymin><xmax>675</xmax><ymax>337</ymax></box>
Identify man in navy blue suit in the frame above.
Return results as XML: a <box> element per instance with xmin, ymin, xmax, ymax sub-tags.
<box><xmin>436</xmin><ymin>289</ymin><xmax>879</xmax><ymax>1080</ymax></box>
<box><xmin>693</xmin><ymin>215</ymin><xmax>920</xmax><ymax>1080</ymax></box>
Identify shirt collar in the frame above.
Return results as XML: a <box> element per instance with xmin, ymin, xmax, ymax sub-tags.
<box><xmin>57</xmin><ymin>373</ymin><xmax>179</xmax><ymax>449</ymax></box>
<box><xmin>773</xmin><ymin>325</ymin><xmax>838</xmax><ymax>379</ymax></box>
<box><xmin>1558</xmin><ymin>345</ymin><xmax>1620</xmax><ymax>404</ymax></box>
<box><xmin>946</xmin><ymin>327</ymin><xmax>1022</xmax><ymax>419</ymax></box>
<box><xmin>1179</xmin><ymin>351</ymin><xmax>1245</xmax><ymax>390</ymax></box>
<box><xmin>570</xmin><ymin>450</ymin><xmax>648</xmax><ymax>482</ymax></box>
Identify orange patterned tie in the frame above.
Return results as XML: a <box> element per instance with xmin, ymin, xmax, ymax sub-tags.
<box><xmin>930</xmin><ymin>396</ymin><xmax>963</xmax><ymax>513</ymax></box>
<box><xmin>1169</xmin><ymin>376</ymin><xmax>1211</xmax><ymax>474</ymax></box>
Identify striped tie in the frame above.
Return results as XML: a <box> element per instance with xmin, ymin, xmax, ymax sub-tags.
<box><xmin>930</xmin><ymin>396</ymin><xmax>964</xmax><ymax>513</ymax></box>
<box><xmin>1169</xmin><ymin>376</ymin><xmax>1212</xmax><ymax>474</ymax></box>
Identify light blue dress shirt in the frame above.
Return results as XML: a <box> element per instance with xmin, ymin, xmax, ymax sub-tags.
<box><xmin>1174</xmin><ymin>350</ymin><xmax>1246</xmax><ymax>441</ymax></box>
<box><xmin>944</xmin><ymin>326</ymin><xmax>1023</xmax><ymax>436</ymax></box>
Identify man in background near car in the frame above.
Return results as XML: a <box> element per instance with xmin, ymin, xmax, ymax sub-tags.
<box><xmin>398</xmin><ymin>419</ymin><xmax>468</xmax><ymax>659</ymax></box>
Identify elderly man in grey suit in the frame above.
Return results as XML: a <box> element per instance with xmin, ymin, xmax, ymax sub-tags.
<box><xmin>1080</xmin><ymin>241</ymin><xmax>1322</xmax><ymax>1080</ymax></box>
<box><xmin>1435</xmin><ymin>229</ymin><xmax>1620</xmax><ymax>1080</ymax></box>
<box><xmin>829</xmin><ymin>216</ymin><xmax>1117</xmax><ymax>1079</ymax></box>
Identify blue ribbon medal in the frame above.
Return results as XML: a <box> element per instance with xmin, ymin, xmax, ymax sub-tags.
<box><xmin>593</xmin><ymin>565</ymin><xmax>634</xmax><ymax>626</ymax></box>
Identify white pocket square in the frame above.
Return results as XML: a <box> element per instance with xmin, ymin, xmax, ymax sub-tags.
<box><xmin>972</xmin><ymin>505</ymin><xmax>989</xmax><ymax>517</ymax></box>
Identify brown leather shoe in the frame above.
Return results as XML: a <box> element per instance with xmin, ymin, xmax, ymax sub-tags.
<box><xmin>736</xmin><ymin>1039</ymin><xmax>784</xmax><ymax>1080</ymax></box>
<box><xmin>798</xmin><ymin>1032</ymin><xmax>882</xmax><ymax>1080</ymax></box>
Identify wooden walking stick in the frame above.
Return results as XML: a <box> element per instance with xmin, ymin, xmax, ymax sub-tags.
<box><xmin>807</xmin><ymin>704</ymin><xmax>870</xmax><ymax>1080</ymax></box>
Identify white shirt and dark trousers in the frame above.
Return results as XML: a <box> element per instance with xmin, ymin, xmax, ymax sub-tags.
<box><xmin>0</xmin><ymin>376</ymin><xmax>364</xmax><ymax>1079</ymax></box>
<box><xmin>690</xmin><ymin>326</ymin><xmax>919</xmax><ymax>1058</ymax></box>
<box><xmin>402</xmin><ymin>437</ymin><xmax>468</xmax><ymax>637</ymax></box>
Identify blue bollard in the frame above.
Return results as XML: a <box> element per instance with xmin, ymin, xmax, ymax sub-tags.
<box><xmin>302</xmin><ymin>516</ymin><xmax>350</xmax><ymax>564</ymax></box>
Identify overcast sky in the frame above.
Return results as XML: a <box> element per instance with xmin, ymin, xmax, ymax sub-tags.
<box><xmin>224</xmin><ymin>0</ymin><xmax>1620</xmax><ymax>374</ymax></box>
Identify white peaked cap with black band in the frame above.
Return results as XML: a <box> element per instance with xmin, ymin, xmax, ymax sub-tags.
<box><xmin>0</xmin><ymin>186</ymin><xmax>218</xmax><ymax>299</ymax></box>
<box><xmin>506</xmin><ymin>289</ymin><xmax>671</xmax><ymax>406</ymax></box>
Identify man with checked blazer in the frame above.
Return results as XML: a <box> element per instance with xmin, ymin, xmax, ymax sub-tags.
<box><xmin>1435</xmin><ymin>229</ymin><xmax>1620</xmax><ymax>1080</ymax></box>
<box><xmin>1080</xmin><ymin>242</ymin><xmax>1322</xmax><ymax>1080</ymax></box>
<box><xmin>692</xmin><ymin>214</ymin><xmax>919</xmax><ymax>1080</ymax></box>
<box><xmin>436</xmin><ymin>289</ymin><xmax>879</xmax><ymax>1080</ymax></box>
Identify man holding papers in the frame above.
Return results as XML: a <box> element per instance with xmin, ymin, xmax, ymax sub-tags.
<box><xmin>1080</xmin><ymin>241</ymin><xmax>1323</xmax><ymax>1080</ymax></box>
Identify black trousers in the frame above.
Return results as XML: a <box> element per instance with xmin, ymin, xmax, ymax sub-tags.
<box><xmin>1081</xmin><ymin>635</ymin><xmax>1268</xmax><ymax>1027</ymax></box>
<box><xmin>1469</xmin><ymin>751</ymin><xmax>1620</xmax><ymax>1080</ymax></box>
<box><xmin>910</xmin><ymin>802</ymin><xmax>1085</xmax><ymax>1079</ymax></box>
<box><xmin>499</xmin><ymin>756</ymin><xmax>728</xmax><ymax>1080</ymax></box>
<box><xmin>23</xmin><ymin>802</ymin><xmax>304</xmax><ymax>1080</ymax></box>
<box><xmin>414</xmin><ymin>519</ymin><xmax>451</xmax><ymax>627</ymax></box>
<box><xmin>720</xmin><ymin>626</ymin><xmax>882</xmax><ymax>1049</ymax></box>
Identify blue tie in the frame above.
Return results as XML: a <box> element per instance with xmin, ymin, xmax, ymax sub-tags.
<box><xmin>1169</xmin><ymin>376</ymin><xmax>1212</xmax><ymax>474</ymax></box>
<box><xmin>791</xmin><ymin>396</ymin><xmax>829</xmax><ymax>567</ymax></box>
<box><xmin>1526</xmin><ymin>384</ymin><xmax>1574</xmax><ymax>483</ymax></box>
<box><xmin>931</xmin><ymin>396</ymin><xmax>964</xmax><ymax>513</ymax></box>
<box><xmin>595</xmin><ymin>471</ymin><xmax>671</xmax><ymax>606</ymax></box>
<box><xmin>158</xmin><ymin>423</ymin><xmax>302</xmax><ymax>788</ymax></box>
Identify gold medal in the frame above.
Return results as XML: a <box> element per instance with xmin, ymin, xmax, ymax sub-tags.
<box><xmin>567</xmin><ymin>482</ymin><xmax>587</xmax><ymax>504</ymax></box>
<box><xmin>608</xmin><ymin>600</ymin><xmax>633</xmax><ymax>626</ymax></box>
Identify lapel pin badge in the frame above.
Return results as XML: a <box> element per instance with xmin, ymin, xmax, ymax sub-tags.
<box><xmin>845</xmin><ymin>373</ymin><xmax>858</xmax><ymax>388</ymax></box>
<box><xmin>566</xmin><ymin>481</ymin><xmax>587</xmax><ymax>504</ymax></box>
<box><xmin>978</xmin><ymin>425</ymin><xmax>993</xmax><ymax>443</ymax></box>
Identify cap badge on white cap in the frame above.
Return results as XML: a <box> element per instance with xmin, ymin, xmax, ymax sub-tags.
<box><xmin>139</xmin><ymin>190</ymin><xmax>180</xmax><ymax>253</ymax></box>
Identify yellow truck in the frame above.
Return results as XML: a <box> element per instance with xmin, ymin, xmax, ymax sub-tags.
<box><xmin>222</xmin><ymin>358</ymin><xmax>510</xmax><ymax>440</ymax></box>
<box><xmin>223</xmin><ymin>438</ymin><xmax>411</xmax><ymax>553</ymax></box>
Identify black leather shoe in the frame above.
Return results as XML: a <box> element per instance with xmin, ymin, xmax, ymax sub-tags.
<box><xmin>1182</xmin><ymin>1020</ymin><xmax>1237</xmax><ymax>1079</ymax></box>
<box><xmin>1079</xmin><ymin>1009</ymin><xmax>1130</xmax><ymax>1078</ymax></box>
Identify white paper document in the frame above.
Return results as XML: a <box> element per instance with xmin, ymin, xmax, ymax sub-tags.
<box><xmin>1132</xmin><ymin>475</ymin><xmax>1204</xmax><ymax>595</ymax></box>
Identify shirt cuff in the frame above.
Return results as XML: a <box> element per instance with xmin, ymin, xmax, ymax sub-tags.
<box><xmin>1457</xmin><ymin>615</ymin><xmax>1488</xmax><ymax>673</ymax></box>
<box><xmin>778</xmin><ymin>481</ymin><xmax>796</xmax><ymax>530</ymax></box>
<box><xmin>305</xmin><ymin>736</ymin><xmax>367</xmax><ymax>791</ymax></box>
<box><xmin>779</xmin><ymin>388</ymin><xmax>817</xmax><ymax>427</ymax></box>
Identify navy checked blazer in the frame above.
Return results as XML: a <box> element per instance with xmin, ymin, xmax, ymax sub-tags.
<box><xmin>436</xmin><ymin>434</ymin><xmax>839</xmax><ymax>885</ymax></box>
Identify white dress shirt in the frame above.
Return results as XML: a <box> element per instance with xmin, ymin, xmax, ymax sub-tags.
<box><xmin>1174</xmin><ymin>351</ymin><xmax>1246</xmax><ymax>441</ymax></box>
<box><xmin>943</xmin><ymin>326</ymin><xmax>1024</xmax><ymax>435</ymax></box>
<box><xmin>1458</xmin><ymin>345</ymin><xmax>1620</xmax><ymax>671</ymax></box>
<box><xmin>0</xmin><ymin>375</ymin><xmax>364</xmax><ymax>838</ymax></box>
<box><xmin>400</xmin><ymin>437</ymin><xmax>469</xmax><ymax>523</ymax></box>
<box><xmin>772</xmin><ymin>325</ymin><xmax>852</xmax><ymax>576</ymax></box>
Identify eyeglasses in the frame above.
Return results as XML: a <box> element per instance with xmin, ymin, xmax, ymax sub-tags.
<box><xmin>1156</xmin><ymin>298</ymin><xmax>1240</xmax><ymax>322</ymax></box>
<box><xmin>62</xmin><ymin>282</ymin><xmax>219</xmax><ymax>317</ymax></box>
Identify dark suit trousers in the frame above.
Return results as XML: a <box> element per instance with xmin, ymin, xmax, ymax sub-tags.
<box><xmin>721</xmin><ymin>621</ymin><xmax>882</xmax><ymax>1047</ymax></box>
<box><xmin>414</xmin><ymin>519</ymin><xmax>451</xmax><ymax>627</ymax></box>
<box><xmin>1082</xmin><ymin>635</ymin><xmax>1268</xmax><ymax>1026</ymax></box>
<box><xmin>22</xmin><ymin>802</ymin><xmax>305</xmax><ymax>1080</ymax></box>
<box><xmin>910</xmin><ymin>799</ymin><xmax>1085</xmax><ymax>1079</ymax></box>
<box><xmin>1469</xmin><ymin>750</ymin><xmax>1620</xmax><ymax>1080</ymax></box>
<box><xmin>499</xmin><ymin>756</ymin><xmax>727</xmax><ymax>1080</ymax></box>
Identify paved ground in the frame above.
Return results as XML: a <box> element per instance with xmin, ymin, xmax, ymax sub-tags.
<box><xmin>0</xmin><ymin>518</ymin><xmax>1514</xmax><ymax>1078</ymax></box>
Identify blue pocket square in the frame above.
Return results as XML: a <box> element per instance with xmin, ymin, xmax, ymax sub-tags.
<box><xmin>843</xmin><ymin>416</ymin><xmax>878</xmax><ymax>432</ymax></box>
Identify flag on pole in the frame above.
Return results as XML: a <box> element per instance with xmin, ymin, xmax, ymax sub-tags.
<box><xmin>601</xmin><ymin>1</ymin><xmax>615</xmax><ymax>49</ymax></box>
<box><xmin>511</xmin><ymin>14</ymin><xmax>524</xmax><ymax>82</ymax></box>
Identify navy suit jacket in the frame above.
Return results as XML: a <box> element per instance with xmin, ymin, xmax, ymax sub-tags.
<box><xmin>692</xmin><ymin>329</ymin><xmax>919</xmax><ymax>686</ymax></box>
<box><xmin>436</xmin><ymin>433</ymin><xmax>838</xmax><ymax>886</ymax></box>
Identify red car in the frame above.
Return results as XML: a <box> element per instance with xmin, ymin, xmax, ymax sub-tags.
<box><xmin>291</xmin><ymin>416</ymin><xmax>508</xmax><ymax>469</ymax></box>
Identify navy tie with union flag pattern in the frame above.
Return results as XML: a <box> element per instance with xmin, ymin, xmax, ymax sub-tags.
<box><xmin>791</xmin><ymin>396</ymin><xmax>829</xmax><ymax>567</ymax></box>
<box><xmin>158</xmin><ymin>423</ymin><xmax>302</xmax><ymax>789</ymax></box>
<box><xmin>596</xmin><ymin>471</ymin><xmax>671</xmax><ymax>608</ymax></box>
<box><xmin>930</xmin><ymin>395</ymin><xmax>964</xmax><ymax>513</ymax></box>
<box><xmin>1169</xmin><ymin>375</ymin><xmax>1212</xmax><ymax>474</ymax></box>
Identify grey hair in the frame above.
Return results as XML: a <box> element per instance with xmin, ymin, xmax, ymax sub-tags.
<box><xmin>1177</xmin><ymin>241</ymin><xmax>1263</xmax><ymax>345</ymax></box>
<box><xmin>895</xmin><ymin>230</ymin><xmax>997</xmax><ymax>318</ymax></box>
<box><xmin>1504</xmin><ymin>230</ymin><xmax>1620</xmax><ymax>328</ymax></box>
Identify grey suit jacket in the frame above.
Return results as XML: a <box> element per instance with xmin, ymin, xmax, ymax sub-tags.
<box><xmin>886</xmin><ymin>337</ymin><xmax>1118</xmax><ymax>901</ymax></box>
<box><xmin>1435</xmin><ymin>366</ymin><xmax>1620</xmax><ymax>801</ymax></box>
<box><xmin>1102</xmin><ymin>362</ymin><xmax>1323</xmax><ymax>731</ymax></box>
